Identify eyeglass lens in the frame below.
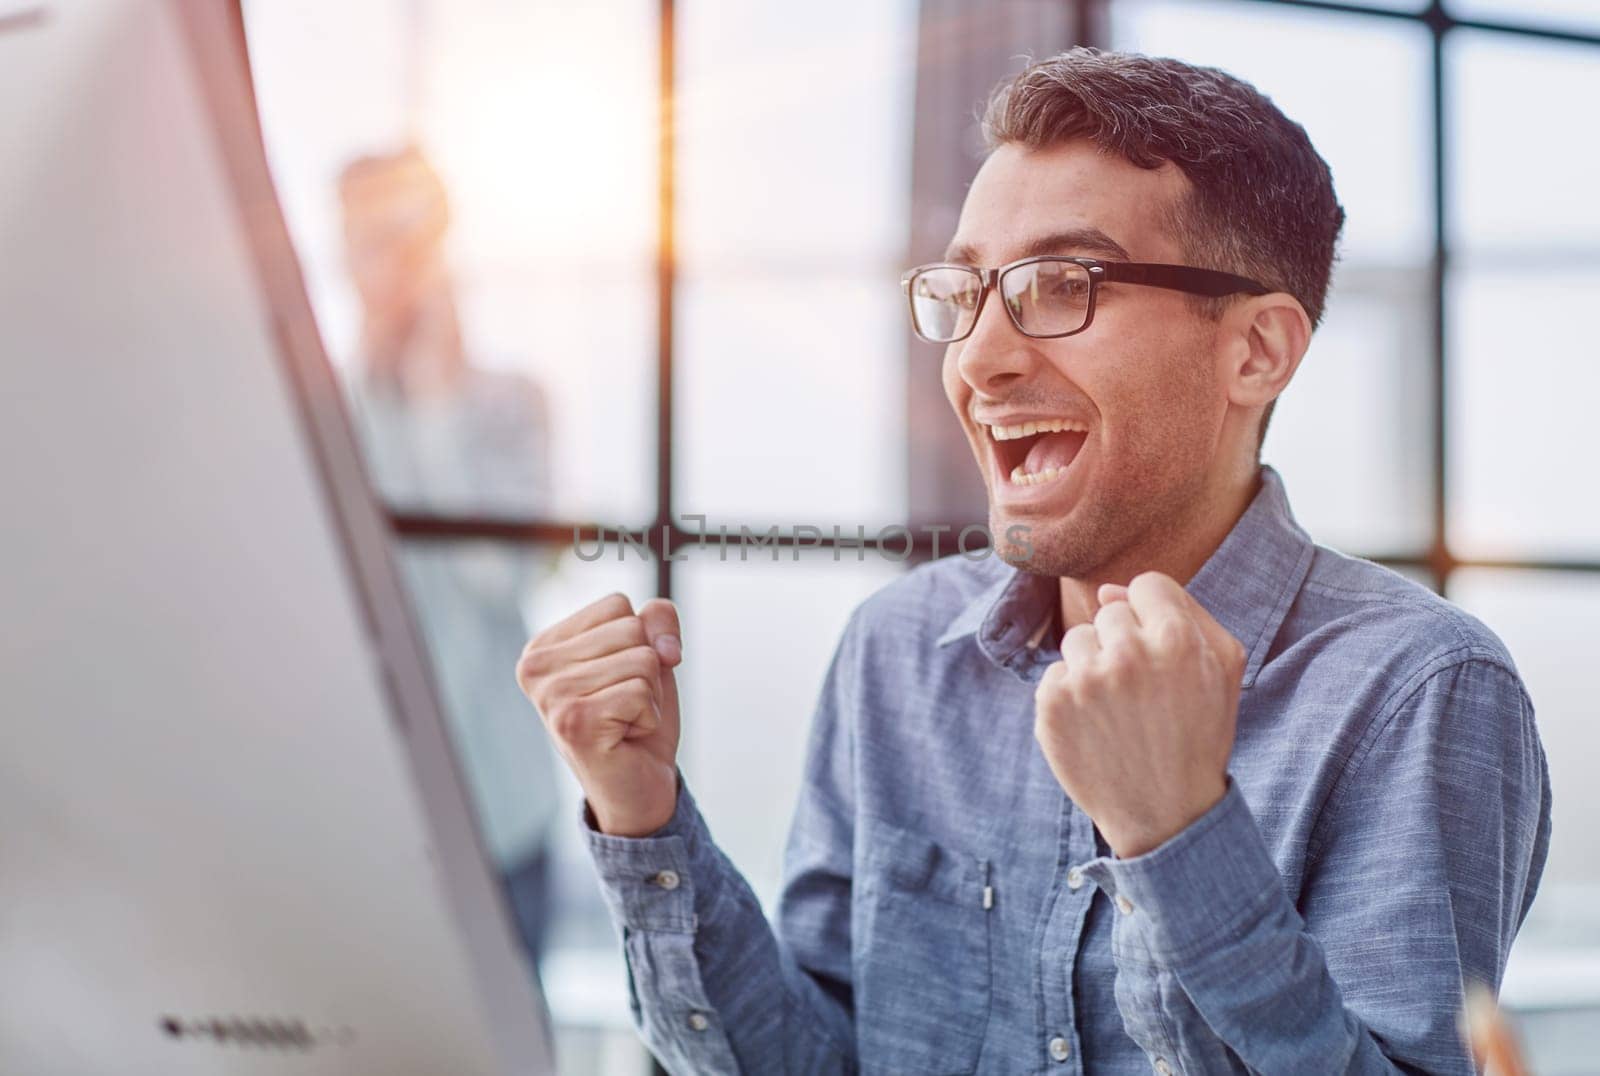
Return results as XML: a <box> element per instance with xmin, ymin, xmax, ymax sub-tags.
<box><xmin>908</xmin><ymin>259</ymin><xmax>1094</xmax><ymax>341</ymax></box>
<box><xmin>909</xmin><ymin>260</ymin><xmax>1093</xmax><ymax>342</ymax></box>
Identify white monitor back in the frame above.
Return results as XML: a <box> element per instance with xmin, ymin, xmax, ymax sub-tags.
<box><xmin>0</xmin><ymin>2</ymin><xmax>554</xmax><ymax>1073</ymax></box>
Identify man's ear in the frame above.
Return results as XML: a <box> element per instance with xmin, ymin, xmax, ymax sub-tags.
<box><xmin>1219</xmin><ymin>292</ymin><xmax>1312</xmax><ymax>413</ymax></box>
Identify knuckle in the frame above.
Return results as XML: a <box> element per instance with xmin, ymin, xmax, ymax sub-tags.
<box><xmin>1151</xmin><ymin>618</ymin><xmax>1190</xmax><ymax>653</ymax></box>
<box><xmin>539</xmin><ymin>668</ymin><xmax>577</xmax><ymax>705</ymax></box>
<box><xmin>547</xmin><ymin>699</ymin><xmax>586</xmax><ymax>741</ymax></box>
<box><xmin>1132</xmin><ymin>569</ymin><xmax>1172</xmax><ymax>592</ymax></box>
<box><xmin>516</xmin><ymin>646</ymin><xmax>549</xmax><ymax>682</ymax></box>
<box><xmin>625</xmin><ymin>643</ymin><xmax>662</xmax><ymax>679</ymax></box>
<box><xmin>1064</xmin><ymin>623</ymin><xmax>1097</xmax><ymax>648</ymax></box>
<box><xmin>638</xmin><ymin>596</ymin><xmax>675</xmax><ymax>621</ymax></box>
<box><xmin>621</xmin><ymin>617</ymin><xmax>650</xmax><ymax>648</ymax></box>
<box><xmin>1067</xmin><ymin>662</ymin><xmax>1100</xmax><ymax>697</ymax></box>
<box><xmin>1099</xmin><ymin>644</ymin><xmax>1138</xmax><ymax>680</ymax></box>
<box><xmin>623</xmin><ymin>676</ymin><xmax>655</xmax><ymax>707</ymax></box>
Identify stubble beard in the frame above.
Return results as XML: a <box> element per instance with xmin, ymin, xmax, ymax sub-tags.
<box><xmin>989</xmin><ymin>470</ymin><xmax>1207</xmax><ymax>582</ymax></box>
<box><xmin>991</xmin><ymin>498</ymin><xmax>1126</xmax><ymax>580</ymax></box>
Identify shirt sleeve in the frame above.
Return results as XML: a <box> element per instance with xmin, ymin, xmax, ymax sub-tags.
<box><xmin>578</xmin><ymin>614</ymin><xmax>865</xmax><ymax>1075</ymax></box>
<box><xmin>1078</xmin><ymin>655</ymin><xmax>1552</xmax><ymax>1075</ymax></box>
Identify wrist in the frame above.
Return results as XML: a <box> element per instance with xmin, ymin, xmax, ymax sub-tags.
<box><xmin>1100</xmin><ymin>775</ymin><xmax>1228</xmax><ymax>858</ymax></box>
<box><xmin>588</xmin><ymin>774</ymin><xmax>682</xmax><ymax>838</ymax></box>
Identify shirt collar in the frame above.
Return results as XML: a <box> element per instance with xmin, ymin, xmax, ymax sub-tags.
<box><xmin>935</xmin><ymin>464</ymin><xmax>1315</xmax><ymax>689</ymax></box>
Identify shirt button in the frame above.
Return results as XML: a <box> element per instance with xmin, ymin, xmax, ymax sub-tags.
<box><xmin>652</xmin><ymin>869</ymin><xmax>680</xmax><ymax>890</ymax></box>
<box><xmin>1048</xmin><ymin>1035</ymin><xmax>1071</xmax><ymax>1062</ymax></box>
<box><xmin>1154</xmin><ymin>1059</ymin><xmax>1173</xmax><ymax>1076</ymax></box>
<box><xmin>687</xmin><ymin>1011</ymin><xmax>709</xmax><ymax>1032</ymax></box>
<box><xmin>1065</xmin><ymin>866</ymin><xmax>1085</xmax><ymax>890</ymax></box>
<box><xmin>1116</xmin><ymin>893</ymin><xmax>1135</xmax><ymax>916</ymax></box>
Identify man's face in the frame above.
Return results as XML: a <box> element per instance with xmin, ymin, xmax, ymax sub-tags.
<box><xmin>942</xmin><ymin>138</ymin><xmax>1233</xmax><ymax>579</ymax></box>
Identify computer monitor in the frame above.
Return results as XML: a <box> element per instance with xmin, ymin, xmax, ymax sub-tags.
<box><xmin>0</xmin><ymin>1</ymin><xmax>555</xmax><ymax>1072</ymax></box>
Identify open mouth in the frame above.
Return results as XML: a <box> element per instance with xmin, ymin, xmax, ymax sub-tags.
<box><xmin>985</xmin><ymin>417</ymin><xmax>1089</xmax><ymax>488</ymax></box>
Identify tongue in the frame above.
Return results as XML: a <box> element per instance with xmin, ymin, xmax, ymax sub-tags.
<box><xmin>1024</xmin><ymin>430</ymin><xmax>1086</xmax><ymax>474</ymax></box>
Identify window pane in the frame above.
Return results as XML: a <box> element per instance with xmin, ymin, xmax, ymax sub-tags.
<box><xmin>395</xmin><ymin>538</ymin><xmax>654</xmax><ymax>1069</ymax></box>
<box><xmin>1449</xmin><ymin>32</ymin><xmax>1600</xmax><ymax>256</ymax></box>
<box><xmin>1446</xmin><ymin>34</ymin><xmax>1600</xmax><ymax>558</ymax></box>
<box><xmin>1448</xmin><ymin>569</ymin><xmax>1600</xmax><ymax>1037</ymax></box>
<box><xmin>677</xmin><ymin>273</ymin><xmax>908</xmax><ymax>530</ymax></box>
<box><xmin>243</xmin><ymin>1</ymin><xmax>657</xmax><ymax>524</ymax></box>
<box><xmin>1111</xmin><ymin>1</ymin><xmax>1435</xmax><ymax>554</ymax></box>
<box><xmin>675</xmin><ymin>547</ymin><xmax>905</xmax><ymax>907</ymax></box>
<box><xmin>677</xmin><ymin>0</ymin><xmax>918</xmax><ymax>527</ymax></box>
<box><xmin>1262</xmin><ymin>273</ymin><xmax>1433</xmax><ymax>553</ymax></box>
<box><xmin>1447</xmin><ymin>267</ymin><xmax>1600</xmax><ymax>558</ymax></box>
<box><xmin>678</xmin><ymin>0</ymin><xmax>917</xmax><ymax>267</ymax></box>
<box><xmin>1449</xmin><ymin>0</ymin><xmax>1600</xmax><ymax>34</ymax></box>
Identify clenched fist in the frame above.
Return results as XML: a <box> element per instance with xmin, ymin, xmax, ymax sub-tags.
<box><xmin>1033</xmin><ymin>570</ymin><xmax>1247</xmax><ymax>859</ymax></box>
<box><xmin>515</xmin><ymin>593</ymin><xmax>683</xmax><ymax>837</ymax></box>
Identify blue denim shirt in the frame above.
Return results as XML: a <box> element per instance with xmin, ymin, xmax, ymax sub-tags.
<box><xmin>580</xmin><ymin>465</ymin><xmax>1551</xmax><ymax>1074</ymax></box>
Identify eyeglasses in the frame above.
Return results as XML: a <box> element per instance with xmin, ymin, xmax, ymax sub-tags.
<box><xmin>899</xmin><ymin>255</ymin><xmax>1271</xmax><ymax>344</ymax></box>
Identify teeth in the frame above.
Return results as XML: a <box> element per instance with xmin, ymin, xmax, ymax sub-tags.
<box><xmin>988</xmin><ymin>418</ymin><xmax>1087</xmax><ymax>441</ymax></box>
<box><xmin>1008</xmin><ymin>464</ymin><xmax>1066</xmax><ymax>486</ymax></box>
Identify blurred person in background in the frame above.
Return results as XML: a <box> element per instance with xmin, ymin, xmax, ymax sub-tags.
<box><xmin>339</xmin><ymin>147</ymin><xmax>561</xmax><ymax>975</ymax></box>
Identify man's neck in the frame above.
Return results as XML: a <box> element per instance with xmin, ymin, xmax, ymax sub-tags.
<box><xmin>1058</xmin><ymin>464</ymin><xmax>1263</xmax><ymax>630</ymax></box>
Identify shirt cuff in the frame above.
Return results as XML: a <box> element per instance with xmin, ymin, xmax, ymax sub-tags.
<box><xmin>579</xmin><ymin>769</ymin><xmax>723</xmax><ymax>934</ymax></box>
<box><xmin>1078</xmin><ymin>777</ymin><xmax>1283</xmax><ymax>966</ymax></box>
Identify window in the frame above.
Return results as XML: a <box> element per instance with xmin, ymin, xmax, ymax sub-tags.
<box><xmin>244</xmin><ymin>0</ymin><xmax>1600</xmax><ymax>1065</ymax></box>
<box><xmin>676</xmin><ymin>0</ymin><xmax>917</xmax><ymax>531</ymax></box>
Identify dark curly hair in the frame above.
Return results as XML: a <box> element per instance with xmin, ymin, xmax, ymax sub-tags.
<box><xmin>981</xmin><ymin>48</ymin><xmax>1346</xmax><ymax>445</ymax></box>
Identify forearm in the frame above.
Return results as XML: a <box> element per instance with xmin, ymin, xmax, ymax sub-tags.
<box><xmin>583</xmin><ymin>774</ymin><xmax>855</xmax><ymax>1074</ymax></box>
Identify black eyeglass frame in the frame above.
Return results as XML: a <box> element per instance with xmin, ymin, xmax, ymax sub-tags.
<box><xmin>899</xmin><ymin>255</ymin><xmax>1272</xmax><ymax>343</ymax></box>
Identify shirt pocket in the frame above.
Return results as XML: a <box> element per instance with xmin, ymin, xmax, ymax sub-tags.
<box><xmin>853</xmin><ymin>816</ymin><xmax>992</xmax><ymax>1076</ymax></box>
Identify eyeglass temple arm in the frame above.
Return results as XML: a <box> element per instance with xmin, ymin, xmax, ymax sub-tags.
<box><xmin>1097</xmin><ymin>262</ymin><xmax>1271</xmax><ymax>298</ymax></box>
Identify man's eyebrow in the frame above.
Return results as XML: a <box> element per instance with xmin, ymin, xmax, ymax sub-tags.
<box><xmin>942</xmin><ymin>228</ymin><xmax>1133</xmax><ymax>265</ymax></box>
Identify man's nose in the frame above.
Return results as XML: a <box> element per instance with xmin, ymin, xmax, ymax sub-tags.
<box><xmin>953</xmin><ymin>286</ymin><xmax>1040</xmax><ymax>393</ymax></box>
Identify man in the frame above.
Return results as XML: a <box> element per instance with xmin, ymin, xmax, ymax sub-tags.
<box><xmin>516</xmin><ymin>50</ymin><xmax>1550</xmax><ymax>1073</ymax></box>
<box><xmin>338</xmin><ymin>148</ymin><xmax>562</xmax><ymax>973</ymax></box>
